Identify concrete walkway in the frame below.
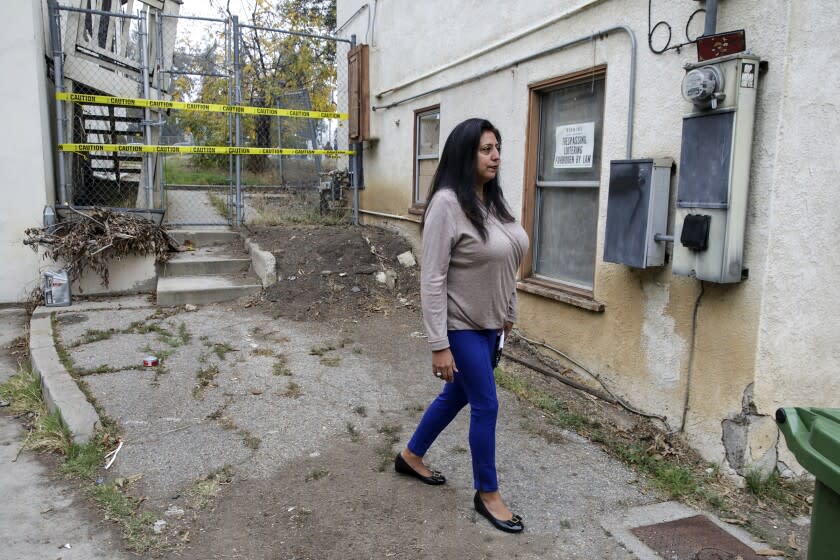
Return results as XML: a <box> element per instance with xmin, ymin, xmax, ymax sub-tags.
<box><xmin>5</xmin><ymin>299</ymin><xmax>787</xmax><ymax>559</ymax></box>
<box><xmin>0</xmin><ymin>308</ymin><xmax>128</xmax><ymax>559</ymax></box>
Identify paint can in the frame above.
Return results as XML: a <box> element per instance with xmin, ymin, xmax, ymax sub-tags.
<box><xmin>43</xmin><ymin>269</ymin><xmax>71</xmax><ymax>307</ymax></box>
<box><xmin>143</xmin><ymin>356</ymin><xmax>159</xmax><ymax>367</ymax></box>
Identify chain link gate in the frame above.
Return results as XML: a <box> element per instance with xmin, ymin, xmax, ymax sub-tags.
<box><xmin>49</xmin><ymin>0</ymin><xmax>358</xmax><ymax>229</ymax></box>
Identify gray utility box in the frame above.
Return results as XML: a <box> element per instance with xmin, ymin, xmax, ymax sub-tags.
<box><xmin>603</xmin><ymin>158</ymin><xmax>674</xmax><ymax>268</ymax></box>
<box><xmin>672</xmin><ymin>54</ymin><xmax>760</xmax><ymax>283</ymax></box>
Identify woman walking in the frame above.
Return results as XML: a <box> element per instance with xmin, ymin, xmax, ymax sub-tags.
<box><xmin>394</xmin><ymin>118</ymin><xmax>529</xmax><ymax>533</ymax></box>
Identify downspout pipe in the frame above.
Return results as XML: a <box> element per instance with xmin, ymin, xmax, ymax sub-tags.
<box><xmin>704</xmin><ymin>0</ymin><xmax>718</xmax><ymax>35</ymax></box>
<box><xmin>372</xmin><ymin>26</ymin><xmax>637</xmax><ymax>159</ymax></box>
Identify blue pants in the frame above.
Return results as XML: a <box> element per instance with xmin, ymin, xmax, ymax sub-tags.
<box><xmin>407</xmin><ymin>329</ymin><xmax>499</xmax><ymax>492</ymax></box>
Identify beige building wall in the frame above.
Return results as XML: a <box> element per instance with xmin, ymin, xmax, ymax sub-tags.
<box><xmin>337</xmin><ymin>0</ymin><xmax>836</xmax><ymax>475</ymax></box>
<box><xmin>0</xmin><ymin>0</ymin><xmax>55</xmax><ymax>303</ymax></box>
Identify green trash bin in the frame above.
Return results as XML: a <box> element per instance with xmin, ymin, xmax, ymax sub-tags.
<box><xmin>776</xmin><ymin>407</ymin><xmax>840</xmax><ymax>560</ymax></box>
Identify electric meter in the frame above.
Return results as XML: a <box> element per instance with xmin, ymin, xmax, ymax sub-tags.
<box><xmin>681</xmin><ymin>66</ymin><xmax>724</xmax><ymax>109</ymax></box>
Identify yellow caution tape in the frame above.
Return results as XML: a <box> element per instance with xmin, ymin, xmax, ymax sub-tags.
<box><xmin>56</xmin><ymin>92</ymin><xmax>348</xmax><ymax>120</ymax></box>
<box><xmin>58</xmin><ymin>143</ymin><xmax>355</xmax><ymax>156</ymax></box>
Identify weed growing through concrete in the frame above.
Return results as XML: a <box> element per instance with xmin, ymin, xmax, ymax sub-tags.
<box><xmin>90</xmin><ymin>484</ymin><xmax>158</xmax><ymax>551</ymax></box>
<box><xmin>374</xmin><ymin>424</ymin><xmax>403</xmax><ymax>472</ymax></box>
<box><xmin>346</xmin><ymin>422</ymin><xmax>361</xmax><ymax>442</ymax></box>
<box><xmin>241</xmin><ymin>430</ymin><xmax>262</xmax><ymax>450</ymax></box>
<box><xmin>252</xmin><ymin>347</ymin><xmax>274</xmax><ymax>357</ymax></box>
<box><xmin>320</xmin><ymin>356</ymin><xmax>341</xmax><ymax>367</ymax></box>
<box><xmin>193</xmin><ymin>365</ymin><xmax>220</xmax><ymax>399</ymax></box>
<box><xmin>178</xmin><ymin>322</ymin><xmax>192</xmax><ymax>345</ymax></box>
<box><xmin>71</xmin><ymin>328</ymin><xmax>117</xmax><ymax>347</ymax></box>
<box><xmin>212</xmin><ymin>343</ymin><xmax>236</xmax><ymax>361</ymax></box>
<box><xmin>378</xmin><ymin>424</ymin><xmax>401</xmax><ymax>445</ymax></box>
<box><xmin>352</xmin><ymin>405</ymin><xmax>367</xmax><ymax>417</ymax></box>
<box><xmin>273</xmin><ymin>354</ymin><xmax>292</xmax><ymax>376</ymax></box>
<box><xmin>305</xmin><ymin>467</ymin><xmax>330</xmax><ymax>481</ymax></box>
<box><xmin>309</xmin><ymin>343</ymin><xmax>336</xmax><ymax>356</ymax></box>
<box><xmin>185</xmin><ymin>467</ymin><xmax>232</xmax><ymax>510</ymax></box>
<box><xmin>284</xmin><ymin>381</ymin><xmax>303</xmax><ymax>398</ymax></box>
<box><xmin>76</xmin><ymin>365</ymin><xmax>122</xmax><ymax>377</ymax></box>
<box><xmin>352</xmin><ymin>346</ymin><xmax>363</xmax><ymax>354</ymax></box>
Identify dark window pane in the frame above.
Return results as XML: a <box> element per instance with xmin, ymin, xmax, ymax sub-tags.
<box><xmin>535</xmin><ymin>187</ymin><xmax>599</xmax><ymax>289</ymax></box>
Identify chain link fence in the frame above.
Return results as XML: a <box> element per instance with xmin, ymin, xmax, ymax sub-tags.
<box><xmin>50</xmin><ymin>0</ymin><xmax>355</xmax><ymax>228</ymax></box>
<box><xmin>156</xmin><ymin>11</ymin><xmax>234</xmax><ymax>227</ymax></box>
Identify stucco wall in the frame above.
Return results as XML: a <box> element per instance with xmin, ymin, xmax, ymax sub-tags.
<box><xmin>752</xmin><ymin>2</ymin><xmax>840</xmax><ymax>472</ymax></box>
<box><xmin>0</xmin><ymin>1</ymin><xmax>55</xmax><ymax>303</ymax></box>
<box><xmin>337</xmin><ymin>0</ymin><xmax>837</xmax><ymax>471</ymax></box>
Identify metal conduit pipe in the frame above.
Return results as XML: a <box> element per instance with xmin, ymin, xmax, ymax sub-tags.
<box><xmin>359</xmin><ymin>208</ymin><xmax>422</xmax><ymax>224</ymax></box>
<box><xmin>375</xmin><ymin>0</ymin><xmax>610</xmax><ymax>99</ymax></box>
<box><xmin>704</xmin><ymin>0</ymin><xmax>718</xmax><ymax>35</ymax></box>
<box><xmin>336</xmin><ymin>3</ymin><xmax>369</xmax><ymax>34</ymax></box>
<box><xmin>373</xmin><ymin>26</ymin><xmax>638</xmax><ymax>159</ymax></box>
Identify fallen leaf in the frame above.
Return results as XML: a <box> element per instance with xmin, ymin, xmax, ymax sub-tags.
<box><xmin>721</xmin><ymin>517</ymin><xmax>746</xmax><ymax>525</ymax></box>
<box><xmin>755</xmin><ymin>548</ymin><xmax>784</xmax><ymax>556</ymax></box>
<box><xmin>251</xmin><ymin>389</ymin><xmax>263</xmax><ymax>395</ymax></box>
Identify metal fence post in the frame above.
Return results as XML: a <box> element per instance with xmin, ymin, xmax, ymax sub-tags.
<box><xmin>48</xmin><ymin>0</ymin><xmax>68</xmax><ymax>206</ymax></box>
<box><xmin>233</xmin><ymin>15</ymin><xmax>243</xmax><ymax>227</ymax></box>
<box><xmin>350</xmin><ymin>34</ymin><xmax>360</xmax><ymax>225</ymax></box>
<box><xmin>155</xmin><ymin>9</ymin><xmax>166</xmax><ymax>210</ymax></box>
<box><xmin>139</xmin><ymin>11</ymin><xmax>154</xmax><ymax>209</ymax></box>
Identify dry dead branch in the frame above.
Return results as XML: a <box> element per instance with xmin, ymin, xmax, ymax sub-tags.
<box><xmin>23</xmin><ymin>207</ymin><xmax>178</xmax><ymax>288</ymax></box>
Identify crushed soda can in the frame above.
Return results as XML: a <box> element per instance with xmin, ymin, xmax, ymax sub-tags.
<box><xmin>143</xmin><ymin>356</ymin><xmax>159</xmax><ymax>367</ymax></box>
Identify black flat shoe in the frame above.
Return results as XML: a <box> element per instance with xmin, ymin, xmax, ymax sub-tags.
<box><xmin>473</xmin><ymin>491</ymin><xmax>524</xmax><ymax>533</ymax></box>
<box><xmin>394</xmin><ymin>453</ymin><xmax>446</xmax><ymax>485</ymax></box>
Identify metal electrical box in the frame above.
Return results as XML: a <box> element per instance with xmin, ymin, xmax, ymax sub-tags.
<box><xmin>672</xmin><ymin>53</ymin><xmax>760</xmax><ymax>282</ymax></box>
<box><xmin>603</xmin><ymin>158</ymin><xmax>674</xmax><ymax>268</ymax></box>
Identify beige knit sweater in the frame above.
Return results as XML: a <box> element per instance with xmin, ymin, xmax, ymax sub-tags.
<box><xmin>421</xmin><ymin>188</ymin><xmax>530</xmax><ymax>351</ymax></box>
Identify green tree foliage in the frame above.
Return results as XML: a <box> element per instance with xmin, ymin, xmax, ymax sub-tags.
<box><xmin>168</xmin><ymin>0</ymin><xmax>337</xmax><ymax>171</ymax></box>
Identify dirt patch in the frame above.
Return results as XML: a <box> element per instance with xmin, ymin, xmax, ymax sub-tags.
<box><xmin>246</xmin><ymin>224</ymin><xmax>418</xmax><ymax>321</ymax></box>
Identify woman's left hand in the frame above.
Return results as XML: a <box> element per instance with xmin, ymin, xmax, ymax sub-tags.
<box><xmin>503</xmin><ymin>321</ymin><xmax>513</xmax><ymax>337</ymax></box>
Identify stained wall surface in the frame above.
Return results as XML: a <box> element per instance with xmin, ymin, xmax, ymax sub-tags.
<box><xmin>341</xmin><ymin>0</ymin><xmax>838</xmax><ymax>471</ymax></box>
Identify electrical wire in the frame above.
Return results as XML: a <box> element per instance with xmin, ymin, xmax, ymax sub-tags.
<box><xmin>648</xmin><ymin>0</ymin><xmax>705</xmax><ymax>55</ymax></box>
<box><xmin>678</xmin><ymin>280</ymin><xmax>706</xmax><ymax>433</ymax></box>
<box><xmin>511</xmin><ymin>329</ymin><xmax>668</xmax><ymax>422</ymax></box>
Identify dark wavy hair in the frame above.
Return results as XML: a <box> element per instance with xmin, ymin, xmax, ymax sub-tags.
<box><xmin>422</xmin><ymin>118</ymin><xmax>515</xmax><ymax>240</ymax></box>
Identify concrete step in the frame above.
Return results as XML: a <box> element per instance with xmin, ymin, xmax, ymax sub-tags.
<box><xmin>160</xmin><ymin>256</ymin><xmax>251</xmax><ymax>277</ymax></box>
<box><xmin>167</xmin><ymin>229</ymin><xmax>240</xmax><ymax>247</ymax></box>
<box><xmin>156</xmin><ymin>274</ymin><xmax>262</xmax><ymax>306</ymax></box>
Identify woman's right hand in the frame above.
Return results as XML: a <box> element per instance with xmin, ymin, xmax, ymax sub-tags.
<box><xmin>431</xmin><ymin>348</ymin><xmax>458</xmax><ymax>382</ymax></box>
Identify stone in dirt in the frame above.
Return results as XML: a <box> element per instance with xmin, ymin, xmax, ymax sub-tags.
<box><xmin>397</xmin><ymin>251</ymin><xmax>416</xmax><ymax>268</ymax></box>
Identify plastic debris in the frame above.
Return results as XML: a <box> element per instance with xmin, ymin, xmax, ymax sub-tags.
<box><xmin>165</xmin><ymin>505</ymin><xmax>185</xmax><ymax>519</ymax></box>
<box><xmin>104</xmin><ymin>440</ymin><xmax>123</xmax><ymax>470</ymax></box>
<box><xmin>153</xmin><ymin>520</ymin><xmax>167</xmax><ymax>534</ymax></box>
